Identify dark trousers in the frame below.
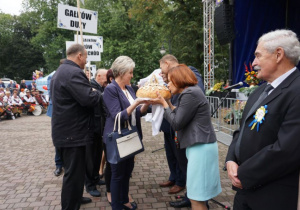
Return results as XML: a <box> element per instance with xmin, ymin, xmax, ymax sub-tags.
<box><xmin>59</xmin><ymin>146</ymin><xmax>86</xmax><ymax>210</ymax></box>
<box><xmin>163</xmin><ymin>132</ymin><xmax>186</xmax><ymax>187</ymax></box>
<box><xmin>110</xmin><ymin>157</ymin><xmax>134</xmax><ymax>210</ymax></box>
<box><xmin>233</xmin><ymin>183</ymin><xmax>298</xmax><ymax>210</ymax></box>
<box><xmin>171</xmin><ymin>134</ymin><xmax>190</xmax><ymax>204</ymax></box>
<box><xmin>55</xmin><ymin>147</ymin><xmax>63</xmax><ymax>168</ymax></box>
<box><xmin>85</xmin><ymin>133</ymin><xmax>103</xmax><ymax>191</ymax></box>
<box><xmin>103</xmin><ymin>143</ymin><xmax>112</xmax><ymax>192</ymax></box>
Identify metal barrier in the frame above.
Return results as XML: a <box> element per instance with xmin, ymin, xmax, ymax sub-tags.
<box><xmin>206</xmin><ymin>96</ymin><xmax>247</xmax><ymax>136</ymax></box>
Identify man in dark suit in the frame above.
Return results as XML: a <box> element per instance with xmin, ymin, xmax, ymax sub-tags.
<box><xmin>85</xmin><ymin>69</ymin><xmax>107</xmax><ymax>197</ymax></box>
<box><xmin>159</xmin><ymin>54</ymin><xmax>205</xmax><ymax>208</ymax></box>
<box><xmin>51</xmin><ymin>44</ymin><xmax>101</xmax><ymax>210</ymax></box>
<box><xmin>226</xmin><ymin>29</ymin><xmax>300</xmax><ymax>210</ymax></box>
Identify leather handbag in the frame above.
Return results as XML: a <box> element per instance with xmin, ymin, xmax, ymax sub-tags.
<box><xmin>106</xmin><ymin>112</ymin><xmax>144</xmax><ymax>164</ymax></box>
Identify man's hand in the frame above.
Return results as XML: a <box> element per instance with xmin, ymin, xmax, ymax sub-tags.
<box><xmin>227</xmin><ymin>161</ymin><xmax>243</xmax><ymax>189</ymax></box>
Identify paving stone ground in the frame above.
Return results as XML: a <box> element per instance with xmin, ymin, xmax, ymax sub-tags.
<box><xmin>0</xmin><ymin>114</ymin><xmax>235</xmax><ymax>210</ymax></box>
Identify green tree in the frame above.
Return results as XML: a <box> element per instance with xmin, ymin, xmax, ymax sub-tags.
<box><xmin>0</xmin><ymin>12</ymin><xmax>45</xmax><ymax>81</ymax></box>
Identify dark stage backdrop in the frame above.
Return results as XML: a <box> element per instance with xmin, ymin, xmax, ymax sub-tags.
<box><xmin>232</xmin><ymin>0</ymin><xmax>300</xmax><ymax>84</ymax></box>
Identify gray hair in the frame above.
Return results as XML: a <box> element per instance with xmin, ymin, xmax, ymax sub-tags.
<box><xmin>111</xmin><ymin>56</ymin><xmax>135</xmax><ymax>78</ymax></box>
<box><xmin>258</xmin><ymin>29</ymin><xmax>300</xmax><ymax>65</ymax></box>
<box><xmin>66</xmin><ymin>44</ymin><xmax>86</xmax><ymax>57</ymax></box>
<box><xmin>95</xmin><ymin>69</ymin><xmax>107</xmax><ymax>77</ymax></box>
<box><xmin>159</xmin><ymin>54</ymin><xmax>179</xmax><ymax>64</ymax></box>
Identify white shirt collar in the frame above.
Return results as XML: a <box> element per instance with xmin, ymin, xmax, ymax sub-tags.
<box><xmin>270</xmin><ymin>67</ymin><xmax>297</xmax><ymax>89</ymax></box>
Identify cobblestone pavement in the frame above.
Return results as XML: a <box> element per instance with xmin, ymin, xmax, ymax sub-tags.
<box><xmin>0</xmin><ymin>115</ymin><xmax>235</xmax><ymax>210</ymax></box>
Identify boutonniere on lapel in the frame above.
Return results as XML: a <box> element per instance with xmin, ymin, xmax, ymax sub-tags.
<box><xmin>248</xmin><ymin>105</ymin><xmax>268</xmax><ymax>131</ymax></box>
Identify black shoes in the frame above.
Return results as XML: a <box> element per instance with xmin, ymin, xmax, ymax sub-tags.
<box><xmin>169</xmin><ymin>199</ymin><xmax>191</xmax><ymax>208</ymax></box>
<box><xmin>53</xmin><ymin>167</ymin><xmax>63</xmax><ymax>176</ymax></box>
<box><xmin>87</xmin><ymin>189</ymin><xmax>101</xmax><ymax>197</ymax></box>
<box><xmin>97</xmin><ymin>179</ymin><xmax>106</xmax><ymax>185</ymax></box>
<box><xmin>123</xmin><ymin>203</ymin><xmax>137</xmax><ymax>210</ymax></box>
<box><xmin>81</xmin><ymin>197</ymin><xmax>92</xmax><ymax>204</ymax></box>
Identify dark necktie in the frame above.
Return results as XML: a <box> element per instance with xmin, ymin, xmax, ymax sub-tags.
<box><xmin>235</xmin><ymin>84</ymin><xmax>274</xmax><ymax>163</ymax></box>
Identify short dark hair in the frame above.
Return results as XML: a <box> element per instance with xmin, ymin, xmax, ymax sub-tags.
<box><xmin>66</xmin><ymin>44</ymin><xmax>85</xmax><ymax>57</ymax></box>
<box><xmin>168</xmin><ymin>64</ymin><xmax>197</xmax><ymax>88</ymax></box>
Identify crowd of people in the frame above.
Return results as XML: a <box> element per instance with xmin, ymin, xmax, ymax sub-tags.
<box><xmin>0</xmin><ymin>84</ymin><xmax>48</xmax><ymax>121</ymax></box>
<box><xmin>48</xmin><ymin>42</ymin><xmax>221</xmax><ymax>210</ymax></box>
<box><xmin>4</xmin><ymin>28</ymin><xmax>300</xmax><ymax>210</ymax></box>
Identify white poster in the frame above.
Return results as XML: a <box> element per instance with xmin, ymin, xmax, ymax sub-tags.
<box><xmin>74</xmin><ymin>35</ymin><xmax>103</xmax><ymax>52</ymax></box>
<box><xmin>66</xmin><ymin>41</ymin><xmax>101</xmax><ymax>62</ymax></box>
<box><xmin>57</xmin><ymin>4</ymin><xmax>98</xmax><ymax>34</ymax></box>
<box><xmin>85</xmin><ymin>65</ymin><xmax>96</xmax><ymax>78</ymax></box>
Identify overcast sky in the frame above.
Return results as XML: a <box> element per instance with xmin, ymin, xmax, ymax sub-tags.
<box><xmin>0</xmin><ymin>0</ymin><xmax>23</xmax><ymax>16</ymax></box>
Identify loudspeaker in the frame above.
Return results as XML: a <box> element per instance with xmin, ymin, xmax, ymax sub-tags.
<box><xmin>214</xmin><ymin>2</ymin><xmax>235</xmax><ymax>45</ymax></box>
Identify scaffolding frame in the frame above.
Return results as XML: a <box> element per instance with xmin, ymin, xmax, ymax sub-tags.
<box><xmin>203</xmin><ymin>0</ymin><xmax>215</xmax><ymax>90</ymax></box>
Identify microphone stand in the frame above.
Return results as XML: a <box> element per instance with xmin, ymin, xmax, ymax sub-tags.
<box><xmin>211</xmin><ymin>90</ymin><xmax>232</xmax><ymax>117</ymax></box>
<box><xmin>208</xmin><ymin>89</ymin><xmax>232</xmax><ymax>209</ymax></box>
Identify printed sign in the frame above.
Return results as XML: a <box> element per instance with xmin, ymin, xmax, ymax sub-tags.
<box><xmin>85</xmin><ymin>65</ymin><xmax>96</xmax><ymax>79</ymax></box>
<box><xmin>66</xmin><ymin>41</ymin><xmax>101</xmax><ymax>62</ymax></box>
<box><xmin>74</xmin><ymin>35</ymin><xmax>103</xmax><ymax>52</ymax></box>
<box><xmin>57</xmin><ymin>4</ymin><xmax>98</xmax><ymax>34</ymax></box>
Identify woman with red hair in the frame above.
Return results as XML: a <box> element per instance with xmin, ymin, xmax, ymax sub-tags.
<box><xmin>151</xmin><ymin>64</ymin><xmax>221</xmax><ymax>210</ymax></box>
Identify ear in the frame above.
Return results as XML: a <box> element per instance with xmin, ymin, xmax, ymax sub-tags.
<box><xmin>275</xmin><ymin>47</ymin><xmax>284</xmax><ymax>63</ymax></box>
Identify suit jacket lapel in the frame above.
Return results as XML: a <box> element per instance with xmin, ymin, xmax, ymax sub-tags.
<box><xmin>245</xmin><ymin>69</ymin><xmax>300</xmax><ymax>121</ymax></box>
<box><xmin>112</xmin><ymin>80</ymin><xmax>130</xmax><ymax>109</ymax></box>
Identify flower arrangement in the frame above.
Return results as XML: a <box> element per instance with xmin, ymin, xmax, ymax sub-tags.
<box><xmin>224</xmin><ymin>100</ymin><xmax>247</xmax><ymax>124</ymax></box>
<box><xmin>212</xmin><ymin>82</ymin><xmax>224</xmax><ymax>92</ymax></box>
<box><xmin>244</xmin><ymin>62</ymin><xmax>260</xmax><ymax>86</ymax></box>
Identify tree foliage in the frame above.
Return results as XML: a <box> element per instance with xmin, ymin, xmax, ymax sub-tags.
<box><xmin>0</xmin><ymin>0</ymin><xmax>230</xmax><ymax>82</ymax></box>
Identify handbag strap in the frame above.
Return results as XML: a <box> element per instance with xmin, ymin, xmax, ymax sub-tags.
<box><xmin>113</xmin><ymin>112</ymin><xmax>132</xmax><ymax>134</ymax></box>
<box><xmin>113</xmin><ymin>112</ymin><xmax>121</xmax><ymax>132</ymax></box>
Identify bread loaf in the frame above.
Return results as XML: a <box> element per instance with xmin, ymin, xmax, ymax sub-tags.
<box><xmin>136</xmin><ymin>74</ymin><xmax>171</xmax><ymax>99</ymax></box>
<box><xmin>136</xmin><ymin>84</ymin><xmax>171</xmax><ymax>99</ymax></box>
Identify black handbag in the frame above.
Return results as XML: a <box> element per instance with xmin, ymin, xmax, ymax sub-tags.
<box><xmin>106</xmin><ymin>112</ymin><xmax>144</xmax><ymax>164</ymax></box>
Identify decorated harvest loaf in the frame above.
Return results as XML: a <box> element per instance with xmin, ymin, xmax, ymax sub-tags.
<box><xmin>136</xmin><ymin>75</ymin><xmax>171</xmax><ymax>99</ymax></box>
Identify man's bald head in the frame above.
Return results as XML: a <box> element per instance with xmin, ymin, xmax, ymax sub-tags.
<box><xmin>95</xmin><ymin>69</ymin><xmax>108</xmax><ymax>87</ymax></box>
<box><xmin>66</xmin><ymin>44</ymin><xmax>87</xmax><ymax>69</ymax></box>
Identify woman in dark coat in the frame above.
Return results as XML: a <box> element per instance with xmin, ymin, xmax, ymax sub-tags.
<box><xmin>151</xmin><ymin>64</ymin><xmax>221</xmax><ymax>210</ymax></box>
<box><xmin>103</xmin><ymin>56</ymin><xmax>149</xmax><ymax>210</ymax></box>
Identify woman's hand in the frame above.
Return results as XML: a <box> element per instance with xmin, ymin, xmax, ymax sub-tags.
<box><xmin>134</xmin><ymin>98</ymin><xmax>150</xmax><ymax>106</ymax></box>
<box><xmin>149</xmin><ymin>92</ymin><xmax>169</xmax><ymax>108</ymax></box>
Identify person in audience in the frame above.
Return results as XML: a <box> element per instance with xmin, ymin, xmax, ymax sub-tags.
<box><xmin>31</xmin><ymin>81</ymin><xmax>36</xmax><ymax>91</ymax></box>
<box><xmin>20</xmin><ymin>79</ymin><xmax>27</xmax><ymax>90</ymax></box>
<box><xmin>7</xmin><ymin>80</ymin><xmax>16</xmax><ymax>94</ymax></box>
<box><xmin>0</xmin><ymin>79</ymin><xmax>5</xmax><ymax>88</ymax></box>
<box><xmin>151</xmin><ymin>64</ymin><xmax>221</xmax><ymax>210</ymax></box>
<box><xmin>0</xmin><ymin>92</ymin><xmax>14</xmax><ymax>120</ymax></box>
<box><xmin>3</xmin><ymin>91</ymin><xmax>16</xmax><ymax>119</ymax></box>
<box><xmin>32</xmin><ymin>89</ymin><xmax>47</xmax><ymax>108</ymax></box>
<box><xmin>23</xmin><ymin>89</ymin><xmax>36</xmax><ymax>115</ymax></box>
<box><xmin>11</xmin><ymin>89</ymin><xmax>23</xmax><ymax>117</ymax></box>
<box><xmin>85</xmin><ymin>68</ymin><xmax>108</xmax><ymax>197</ymax></box>
<box><xmin>0</xmin><ymin>87</ymin><xmax>5</xmax><ymax>95</ymax></box>
<box><xmin>48</xmin><ymin>59</ymin><xmax>66</xmax><ymax>177</ymax></box>
<box><xmin>103</xmin><ymin>56</ymin><xmax>150</xmax><ymax>210</ymax></box>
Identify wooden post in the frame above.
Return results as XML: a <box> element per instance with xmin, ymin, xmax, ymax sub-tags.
<box><xmin>76</xmin><ymin>0</ymin><xmax>84</xmax><ymax>45</ymax></box>
<box><xmin>77</xmin><ymin>0</ymin><xmax>86</xmax><ymax>74</ymax></box>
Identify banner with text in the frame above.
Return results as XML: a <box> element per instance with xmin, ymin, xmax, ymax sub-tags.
<box><xmin>74</xmin><ymin>35</ymin><xmax>103</xmax><ymax>52</ymax></box>
<box><xmin>85</xmin><ymin>65</ymin><xmax>96</xmax><ymax>79</ymax></box>
<box><xmin>58</xmin><ymin>4</ymin><xmax>98</xmax><ymax>34</ymax></box>
<box><xmin>66</xmin><ymin>41</ymin><xmax>101</xmax><ymax>61</ymax></box>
